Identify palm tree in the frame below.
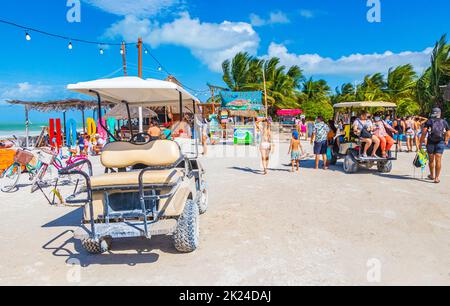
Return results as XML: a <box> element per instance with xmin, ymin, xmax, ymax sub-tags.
<box><xmin>429</xmin><ymin>35</ymin><xmax>450</xmax><ymax>109</ymax></box>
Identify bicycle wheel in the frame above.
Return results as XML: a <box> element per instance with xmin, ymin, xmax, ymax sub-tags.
<box><xmin>31</xmin><ymin>164</ymin><xmax>48</xmax><ymax>194</ymax></box>
<box><xmin>1</xmin><ymin>163</ymin><xmax>21</xmax><ymax>193</ymax></box>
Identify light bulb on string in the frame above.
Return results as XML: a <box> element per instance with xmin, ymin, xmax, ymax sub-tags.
<box><xmin>158</xmin><ymin>66</ymin><xmax>163</xmax><ymax>72</ymax></box>
<box><xmin>68</xmin><ymin>41</ymin><xmax>73</xmax><ymax>50</ymax></box>
<box><xmin>99</xmin><ymin>48</ymin><xmax>104</xmax><ymax>55</ymax></box>
<box><xmin>25</xmin><ymin>32</ymin><xmax>31</xmax><ymax>41</ymax></box>
<box><xmin>144</xmin><ymin>48</ymin><xmax>148</xmax><ymax>54</ymax></box>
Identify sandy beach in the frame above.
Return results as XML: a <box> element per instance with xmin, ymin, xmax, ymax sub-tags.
<box><xmin>0</xmin><ymin>137</ymin><xmax>449</xmax><ymax>286</ymax></box>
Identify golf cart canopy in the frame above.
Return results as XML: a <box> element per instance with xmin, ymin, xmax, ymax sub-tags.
<box><xmin>334</xmin><ymin>101</ymin><xmax>397</xmax><ymax>109</ymax></box>
<box><xmin>67</xmin><ymin>76</ymin><xmax>199</xmax><ymax>110</ymax></box>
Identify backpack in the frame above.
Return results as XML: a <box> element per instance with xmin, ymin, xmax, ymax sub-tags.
<box><xmin>429</xmin><ymin>119</ymin><xmax>446</xmax><ymax>143</ymax></box>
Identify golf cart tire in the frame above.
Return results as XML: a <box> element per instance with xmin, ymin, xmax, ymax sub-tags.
<box><xmin>82</xmin><ymin>238</ymin><xmax>110</xmax><ymax>255</ymax></box>
<box><xmin>377</xmin><ymin>161</ymin><xmax>393</xmax><ymax>173</ymax></box>
<box><xmin>173</xmin><ymin>200</ymin><xmax>200</xmax><ymax>253</ymax></box>
<box><xmin>198</xmin><ymin>182</ymin><xmax>208</xmax><ymax>215</ymax></box>
<box><xmin>343</xmin><ymin>154</ymin><xmax>358</xmax><ymax>174</ymax></box>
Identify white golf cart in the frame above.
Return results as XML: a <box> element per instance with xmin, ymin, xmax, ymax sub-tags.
<box><xmin>61</xmin><ymin>77</ymin><xmax>208</xmax><ymax>254</ymax></box>
<box><xmin>330</xmin><ymin>101</ymin><xmax>399</xmax><ymax>174</ymax></box>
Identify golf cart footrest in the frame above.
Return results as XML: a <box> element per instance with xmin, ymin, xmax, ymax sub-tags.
<box><xmin>106</xmin><ymin>210</ymin><xmax>154</xmax><ymax>220</ymax></box>
<box><xmin>66</xmin><ymin>198</ymin><xmax>89</xmax><ymax>204</ymax></box>
<box><xmin>75</xmin><ymin>220</ymin><xmax>177</xmax><ymax>240</ymax></box>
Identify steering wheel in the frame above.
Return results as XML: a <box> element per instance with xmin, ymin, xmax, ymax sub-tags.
<box><xmin>131</xmin><ymin>133</ymin><xmax>152</xmax><ymax>144</ymax></box>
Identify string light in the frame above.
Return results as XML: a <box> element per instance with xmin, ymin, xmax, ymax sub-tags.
<box><xmin>99</xmin><ymin>48</ymin><xmax>104</xmax><ymax>55</ymax></box>
<box><xmin>144</xmin><ymin>48</ymin><xmax>148</xmax><ymax>54</ymax></box>
<box><xmin>25</xmin><ymin>32</ymin><xmax>31</xmax><ymax>41</ymax></box>
<box><xmin>68</xmin><ymin>41</ymin><xmax>73</xmax><ymax>50</ymax></box>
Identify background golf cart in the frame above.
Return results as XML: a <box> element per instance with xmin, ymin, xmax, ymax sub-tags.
<box><xmin>331</xmin><ymin>101</ymin><xmax>398</xmax><ymax>174</ymax></box>
<box><xmin>64</xmin><ymin>77</ymin><xmax>208</xmax><ymax>254</ymax></box>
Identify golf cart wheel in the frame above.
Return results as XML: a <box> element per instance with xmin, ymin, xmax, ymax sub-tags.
<box><xmin>82</xmin><ymin>238</ymin><xmax>110</xmax><ymax>255</ymax></box>
<box><xmin>343</xmin><ymin>154</ymin><xmax>358</xmax><ymax>174</ymax></box>
<box><xmin>198</xmin><ymin>182</ymin><xmax>208</xmax><ymax>215</ymax></box>
<box><xmin>173</xmin><ymin>200</ymin><xmax>200</xmax><ymax>253</ymax></box>
<box><xmin>377</xmin><ymin>161</ymin><xmax>393</xmax><ymax>173</ymax></box>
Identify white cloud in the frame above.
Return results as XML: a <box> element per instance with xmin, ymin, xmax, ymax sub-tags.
<box><xmin>105</xmin><ymin>13</ymin><xmax>260</xmax><ymax>72</ymax></box>
<box><xmin>299</xmin><ymin>9</ymin><xmax>315</xmax><ymax>19</ymax></box>
<box><xmin>82</xmin><ymin>0</ymin><xmax>181</xmax><ymax>17</ymax></box>
<box><xmin>250</xmin><ymin>11</ymin><xmax>290</xmax><ymax>27</ymax></box>
<box><xmin>0</xmin><ymin>83</ymin><xmax>55</xmax><ymax>103</ymax></box>
<box><xmin>266</xmin><ymin>43</ymin><xmax>433</xmax><ymax>77</ymax></box>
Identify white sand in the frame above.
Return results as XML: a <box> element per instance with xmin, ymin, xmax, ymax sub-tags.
<box><xmin>0</xmin><ymin>137</ymin><xmax>449</xmax><ymax>285</ymax></box>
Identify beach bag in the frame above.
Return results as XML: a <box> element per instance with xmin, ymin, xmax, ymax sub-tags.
<box><xmin>413</xmin><ymin>149</ymin><xmax>428</xmax><ymax>169</ymax></box>
<box><xmin>14</xmin><ymin>149</ymin><xmax>34</xmax><ymax>165</ymax></box>
<box><xmin>429</xmin><ymin>119</ymin><xmax>445</xmax><ymax>143</ymax></box>
<box><xmin>326</xmin><ymin>147</ymin><xmax>333</xmax><ymax>161</ymax></box>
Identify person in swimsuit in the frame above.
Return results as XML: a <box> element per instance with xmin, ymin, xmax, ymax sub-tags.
<box><xmin>405</xmin><ymin>116</ymin><xmax>415</xmax><ymax>152</ymax></box>
<box><xmin>148</xmin><ymin>120</ymin><xmax>162</xmax><ymax>141</ymax></box>
<box><xmin>288</xmin><ymin>131</ymin><xmax>305</xmax><ymax>172</ymax></box>
<box><xmin>259</xmin><ymin>121</ymin><xmax>272</xmax><ymax>175</ymax></box>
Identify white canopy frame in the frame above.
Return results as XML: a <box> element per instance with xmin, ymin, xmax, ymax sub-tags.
<box><xmin>67</xmin><ymin>77</ymin><xmax>201</xmax><ymax>156</ymax></box>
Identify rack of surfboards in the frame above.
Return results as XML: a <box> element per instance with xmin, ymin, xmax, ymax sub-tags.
<box><xmin>47</xmin><ymin>116</ymin><xmax>117</xmax><ymax>149</ymax></box>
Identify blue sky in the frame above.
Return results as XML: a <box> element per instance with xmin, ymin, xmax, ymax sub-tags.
<box><xmin>0</xmin><ymin>0</ymin><xmax>449</xmax><ymax>123</ymax></box>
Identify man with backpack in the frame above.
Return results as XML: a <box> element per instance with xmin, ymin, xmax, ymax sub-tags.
<box><xmin>420</xmin><ymin>108</ymin><xmax>450</xmax><ymax>184</ymax></box>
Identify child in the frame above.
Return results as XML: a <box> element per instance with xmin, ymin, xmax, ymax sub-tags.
<box><xmin>288</xmin><ymin>131</ymin><xmax>304</xmax><ymax>172</ymax></box>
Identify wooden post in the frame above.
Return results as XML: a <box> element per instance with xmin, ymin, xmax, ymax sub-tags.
<box><xmin>262</xmin><ymin>68</ymin><xmax>268</xmax><ymax>119</ymax></box>
<box><xmin>81</xmin><ymin>107</ymin><xmax>86</xmax><ymax>133</ymax></box>
<box><xmin>25</xmin><ymin>106</ymin><xmax>30</xmax><ymax>148</ymax></box>
<box><xmin>137</xmin><ymin>37</ymin><xmax>144</xmax><ymax>133</ymax></box>
<box><xmin>121</xmin><ymin>41</ymin><xmax>127</xmax><ymax>76</ymax></box>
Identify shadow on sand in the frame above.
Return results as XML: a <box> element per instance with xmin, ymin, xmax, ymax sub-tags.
<box><xmin>42</xmin><ymin>209</ymin><xmax>181</xmax><ymax>267</ymax></box>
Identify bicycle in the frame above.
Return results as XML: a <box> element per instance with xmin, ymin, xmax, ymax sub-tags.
<box><xmin>0</xmin><ymin>148</ymin><xmax>46</xmax><ymax>193</ymax></box>
<box><xmin>29</xmin><ymin>148</ymin><xmax>89</xmax><ymax>193</ymax></box>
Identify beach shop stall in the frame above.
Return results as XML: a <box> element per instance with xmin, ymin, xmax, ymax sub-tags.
<box><xmin>277</xmin><ymin>109</ymin><xmax>302</xmax><ymax>125</ymax></box>
<box><xmin>220</xmin><ymin>91</ymin><xmax>264</xmax><ymax>145</ymax></box>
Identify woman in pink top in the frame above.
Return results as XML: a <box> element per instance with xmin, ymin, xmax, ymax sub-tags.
<box><xmin>373</xmin><ymin>116</ymin><xmax>398</xmax><ymax>158</ymax></box>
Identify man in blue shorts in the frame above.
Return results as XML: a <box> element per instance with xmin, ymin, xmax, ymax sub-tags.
<box><xmin>420</xmin><ymin>108</ymin><xmax>450</xmax><ymax>184</ymax></box>
<box><xmin>311</xmin><ymin>116</ymin><xmax>330</xmax><ymax>170</ymax></box>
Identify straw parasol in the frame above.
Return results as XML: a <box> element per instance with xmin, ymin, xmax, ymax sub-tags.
<box><xmin>104</xmin><ymin>104</ymin><xmax>157</xmax><ymax>120</ymax></box>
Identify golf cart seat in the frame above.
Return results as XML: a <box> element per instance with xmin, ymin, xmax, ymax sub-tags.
<box><xmin>89</xmin><ymin>140</ymin><xmax>184</xmax><ymax>190</ymax></box>
<box><xmin>90</xmin><ymin>169</ymin><xmax>183</xmax><ymax>189</ymax></box>
<box><xmin>101</xmin><ymin>140</ymin><xmax>182</xmax><ymax>169</ymax></box>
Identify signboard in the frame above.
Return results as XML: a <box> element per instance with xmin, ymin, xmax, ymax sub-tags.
<box><xmin>221</xmin><ymin>91</ymin><xmax>263</xmax><ymax>111</ymax></box>
<box><xmin>234</xmin><ymin>125</ymin><xmax>255</xmax><ymax>145</ymax></box>
<box><xmin>209</xmin><ymin>115</ymin><xmax>222</xmax><ymax>143</ymax></box>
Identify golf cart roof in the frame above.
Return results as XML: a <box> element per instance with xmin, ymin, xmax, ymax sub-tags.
<box><xmin>67</xmin><ymin>76</ymin><xmax>199</xmax><ymax>108</ymax></box>
<box><xmin>334</xmin><ymin>101</ymin><xmax>397</xmax><ymax>109</ymax></box>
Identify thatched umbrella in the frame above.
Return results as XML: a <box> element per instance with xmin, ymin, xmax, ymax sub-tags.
<box><xmin>104</xmin><ymin>104</ymin><xmax>158</xmax><ymax>120</ymax></box>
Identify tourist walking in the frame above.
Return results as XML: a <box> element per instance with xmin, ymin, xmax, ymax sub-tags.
<box><xmin>393</xmin><ymin>116</ymin><xmax>406</xmax><ymax>152</ymax></box>
<box><xmin>420</xmin><ymin>108</ymin><xmax>450</xmax><ymax>184</ymax></box>
<box><xmin>311</xmin><ymin>116</ymin><xmax>330</xmax><ymax>170</ymax></box>
<box><xmin>259</xmin><ymin>121</ymin><xmax>272</xmax><ymax>175</ymax></box>
<box><xmin>405</xmin><ymin>116</ymin><xmax>416</xmax><ymax>152</ymax></box>
<box><xmin>288</xmin><ymin>131</ymin><xmax>304</xmax><ymax>172</ymax></box>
